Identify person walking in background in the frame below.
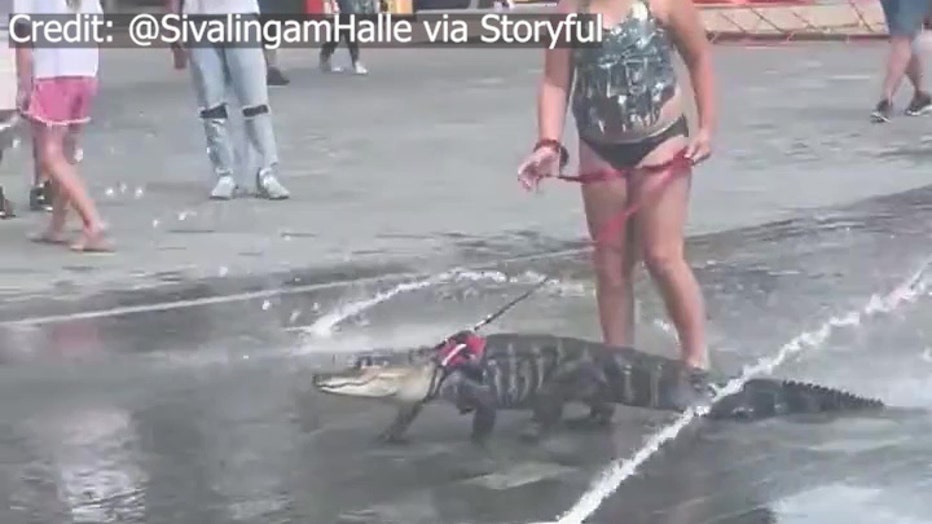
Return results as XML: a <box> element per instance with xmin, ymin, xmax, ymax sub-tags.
<box><xmin>871</xmin><ymin>0</ymin><xmax>932</xmax><ymax>122</ymax></box>
<box><xmin>263</xmin><ymin>47</ymin><xmax>290</xmax><ymax>87</ymax></box>
<box><xmin>0</xmin><ymin>0</ymin><xmax>20</xmax><ymax>219</ymax></box>
<box><xmin>9</xmin><ymin>0</ymin><xmax>53</xmax><ymax>213</ymax></box>
<box><xmin>28</xmin><ymin>136</ymin><xmax>54</xmax><ymax>212</ymax></box>
<box><xmin>167</xmin><ymin>0</ymin><xmax>290</xmax><ymax>200</ymax></box>
<box><xmin>320</xmin><ymin>0</ymin><xmax>375</xmax><ymax>75</ymax></box>
<box><xmin>16</xmin><ymin>0</ymin><xmax>110</xmax><ymax>251</ymax></box>
<box><xmin>258</xmin><ymin>0</ymin><xmax>292</xmax><ymax>86</ymax></box>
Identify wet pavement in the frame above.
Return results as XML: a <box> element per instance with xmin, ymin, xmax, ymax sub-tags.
<box><xmin>0</xmin><ymin>35</ymin><xmax>931</xmax><ymax>524</ymax></box>
<box><xmin>0</xmin><ymin>181</ymin><xmax>930</xmax><ymax>523</ymax></box>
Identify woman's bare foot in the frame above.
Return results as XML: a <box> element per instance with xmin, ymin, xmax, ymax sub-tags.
<box><xmin>70</xmin><ymin>225</ymin><xmax>112</xmax><ymax>253</ymax></box>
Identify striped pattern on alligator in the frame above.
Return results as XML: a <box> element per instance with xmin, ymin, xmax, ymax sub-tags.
<box><xmin>477</xmin><ymin>333</ymin><xmax>884</xmax><ymax>417</ymax></box>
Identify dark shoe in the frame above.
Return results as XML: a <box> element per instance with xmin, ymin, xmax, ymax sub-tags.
<box><xmin>29</xmin><ymin>182</ymin><xmax>53</xmax><ymax>212</ymax></box>
<box><xmin>905</xmin><ymin>91</ymin><xmax>932</xmax><ymax>116</ymax></box>
<box><xmin>871</xmin><ymin>99</ymin><xmax>892</xmax><ymax>123</ymax></box>
<box><xmin>0</xmin><ymin>187</ymin><xmax>14</xmax><ymax>219</ymax></box>
<box><xmin>266</xmin><ymin>67</ymin><xmax>290</xmax><ymax>87</ymax></box>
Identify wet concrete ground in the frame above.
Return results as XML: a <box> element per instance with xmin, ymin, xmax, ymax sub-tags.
<box><xmin>0</xmin><ymin>29</ymin><xmax>931</xmax><ymax>524</ymax></box>
<box><xmin>0</xmin><ymin>183</ymin><xmax>929</xmax><ymax>523</ymax></box>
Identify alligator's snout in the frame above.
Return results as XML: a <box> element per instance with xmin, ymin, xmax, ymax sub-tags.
<box><xmin>312</xmin><ymin>367</ymin><xmax>395</xmax><ymax>398</ymax></box>
<box><xmin>312</xmin><ymin>358</ymin><xmax>437</xmax><ymax>402</ymax></box>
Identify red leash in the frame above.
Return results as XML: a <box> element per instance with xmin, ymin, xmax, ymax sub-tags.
<box><xmin>548</xmin><ymin>148</ymin><xmax>693</xmax><ymax>247</ymax></box>
<box><xmin>425</xmin><ymin>150</ymin><xmax>693</xmax><ymax>372</ymax></box>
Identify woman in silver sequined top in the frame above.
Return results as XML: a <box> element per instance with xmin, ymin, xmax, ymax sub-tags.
<box><xmin>517</xmin><ymin>0</ymin><xmax>717</xmax><ymax>389</ymax></box>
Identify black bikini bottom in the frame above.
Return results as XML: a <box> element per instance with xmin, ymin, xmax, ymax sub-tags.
<box><xmin>579</xmin><ymin>115</ymin><xmax>689</xmax><ymax>170</ymax></box>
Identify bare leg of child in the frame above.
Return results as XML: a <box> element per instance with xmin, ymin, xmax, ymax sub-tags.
<box><xmin>34</xmin><ymin>123</ymin><xmax>109</xmax><ymax>251</ymax></box>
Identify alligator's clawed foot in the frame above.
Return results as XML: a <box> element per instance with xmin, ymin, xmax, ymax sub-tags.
<box><xmin>518</xmin><ymin>423</ymin><xmax>549</xmax><ymax>443</ymax></box>
<box><xmin>376</xmin><ymin>431</ymin><xmax>410</xmax><ymax>445</ymax></box>
<box><xmin>469</xmin><ymin>432</ymin><xmax>490</xmax><ymax>447</ymax></box>
<box><xmin>376</xmin><ymin>424</ymin><xmax>411</xmax><ymax>445</ymax></box>
<box><xmin>564</xmin><ymin>414</ymin><xmax>613</xmax><ymax>432</ymax></box>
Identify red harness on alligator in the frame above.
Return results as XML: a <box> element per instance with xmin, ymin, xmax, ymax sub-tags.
<box><xmin>434</xmin><ymin>330</ymin><xmax>487</xmax><ymax>369</ymax></box>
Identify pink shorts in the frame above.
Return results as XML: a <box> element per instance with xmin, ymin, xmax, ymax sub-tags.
<box><xmin>23</xmin><ymin>77</ymin><xmax>98</xmax><ymax>127</ymax></box>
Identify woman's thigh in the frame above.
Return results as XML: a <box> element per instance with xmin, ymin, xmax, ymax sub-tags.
<box><xmin>578</xmin><ymin>140</ymin><xmax>643</xmax><ymax>275</ymax></box>
<box><xmin>32</xmin><ymin>121</ymin><xmax>67</xmax><ymax>163</ymax></box>
<box><xmin>630</xmin><ymin>134</ymin><xmax>691</xmax><ymax>262</ymax></box>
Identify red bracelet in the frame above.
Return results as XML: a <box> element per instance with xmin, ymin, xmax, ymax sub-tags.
<box><xmin>533</xmin><ymin>139</ymin><xmax>569</xmax><ymax>169</ymax></box>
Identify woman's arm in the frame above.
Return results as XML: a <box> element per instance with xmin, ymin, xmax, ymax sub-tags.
<box><xmin>537</xmin><ymin>0</ymin><xmax>577</xmax><ymax>143</ymax></box>
<box><xmin>665</xmin><ymin>0</ymin><xmax>717</xmax><ymax>135</ymax></box>
<box><xmin>13</xmin><ymin>19</ymin><xmax>33</xmax><ymax>94</ymax></box>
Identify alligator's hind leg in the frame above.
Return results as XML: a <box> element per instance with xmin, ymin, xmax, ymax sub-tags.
<box><xmin>377</xmin><ymin>403</ymin><xmax>423</xmax><ymax>444</ymax></box>
<box><xmin>565</xmin><ymin>398</ymin><xmax>615</xmax><ymax>431</ymax></box>
<box><xmin>564</xmin><ymin>364</ymin><xmax>614</xmax><ymax>431</ymax></box>
<box><xmin>520</xmin><ymin>361</ymin><xmax>608</xmax><ymax>442</ymax></box>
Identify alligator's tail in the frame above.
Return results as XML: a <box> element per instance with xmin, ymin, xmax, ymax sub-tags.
<box><xmin>708</xmin><ymin>378</ymin><xmax>885</xmax><ymax>420</ymax></box>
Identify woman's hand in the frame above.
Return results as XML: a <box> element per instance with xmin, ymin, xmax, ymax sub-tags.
<box><xmin>684</xmin><ymin>127</ymin><xmax>712</xmax><ymax>165</ymax></box>
<box><xmin>517</xmin><ymin>146</ymin><xmax>561</xmax><ymax>191</ymax></box>
<box><xmin>666</xmin><ymin>0</ymin><xmax>717</xmax><ymax>166</ymax></box>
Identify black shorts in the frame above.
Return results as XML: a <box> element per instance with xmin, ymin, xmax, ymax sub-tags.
<box><xmin>580</xmin><ymin>115</ymin><xmax>689</xmax><ymax>170</ymax></box>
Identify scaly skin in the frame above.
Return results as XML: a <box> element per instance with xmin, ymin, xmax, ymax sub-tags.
<box><xmin>312</xmin><ymin>333</ymin><xmax>885</xmax><ymax>444</ymax></box>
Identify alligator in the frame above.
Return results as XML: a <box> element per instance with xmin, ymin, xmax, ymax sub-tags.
<box><xmin>312</xmin><ymin>332</ymin><xmax>885</xmax><ymax>443</ymax></box>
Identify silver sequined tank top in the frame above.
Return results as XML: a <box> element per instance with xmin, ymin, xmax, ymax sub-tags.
<box><xmin>571</xmin><ymin>0</ymin><xmax>678</xmax><ymax>140</ymax></box>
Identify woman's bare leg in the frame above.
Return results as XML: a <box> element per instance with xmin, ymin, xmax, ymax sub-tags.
<box><xmin>580</xmin><ymin>142</ymin><xmax>640</xmax><ymax>347</ymax></box>
<box><xmin>632</xmin><ymin>136</ymin><xmax>708</xmax><ymax>369</ymax></box>
<box><xmin>35</xmin><ymin>123</ymin><xmax>107</xmax><ymax>249</ymax></box>
<box><xmin>30</xmin><ymin>124</ymin><xmax>68</xmax><ymax>240</ymax></box>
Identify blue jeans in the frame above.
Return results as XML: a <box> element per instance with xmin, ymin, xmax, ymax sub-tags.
<box><xmin>188</xmin><ymin>45</ymin><xmax>279</xmax><ymax>180</ymax></box>
<box><xmin>880</xmin><ymin>0</ymin><xmax>932</xmax><ymax>38</ymax></box>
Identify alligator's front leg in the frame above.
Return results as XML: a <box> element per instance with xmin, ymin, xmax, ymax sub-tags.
<box><xmin>377</xmin><ymin>402</ymin><xmax>423</xmax><ymax>444</ymax></box>
<box><xmin>449</xmin><ymin>374</ymin><xmax>497</xmax><ymax>444</ymax></box>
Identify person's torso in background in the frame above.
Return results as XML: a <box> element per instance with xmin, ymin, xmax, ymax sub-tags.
<box><xmin>257</xmin><ymin>0</ymin><xmax>305</xmax><ymax>14</ymax></box>
<box><xmin>182</xmin><ymin>0</ymin><xmax>260</xmax><ymax>15</ymax></box>
<box><xmin>0</xmin><ymin>2</ymin><xmax>17</xmax><ymax>111</ymax></box>
<box><xmin>0</xmin><ymin>4</ymin><xmax>11</xmax><ymax>33</ymax></box>
<box><xmin>15</xmin><ymin>0</ymin><xmax>102</xmax><ymax>80</ymax></box>
<box><xmin>335</xmin><ymin>0</ymin><xmax>379</xmax><ymax>14</ymax></box>
<box><xmin>0</xmin><ymin>0</ymin><xmax>27</xmax><ymax>34</ymax></box>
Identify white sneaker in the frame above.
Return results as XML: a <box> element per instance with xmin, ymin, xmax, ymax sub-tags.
<box><xmin>256</xmin><ymin>170</ymin><xmax>290</xmax><ymax>200</ymax></box>
<box><xmin>210</xmin><ymin>175</ymin><xmax>237</xmax><ymax>200</ymax></box>
<box><xmin>352</xmin><ymin>62</ymin><xmax>368</xmax><ymax>75</ymax></box>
